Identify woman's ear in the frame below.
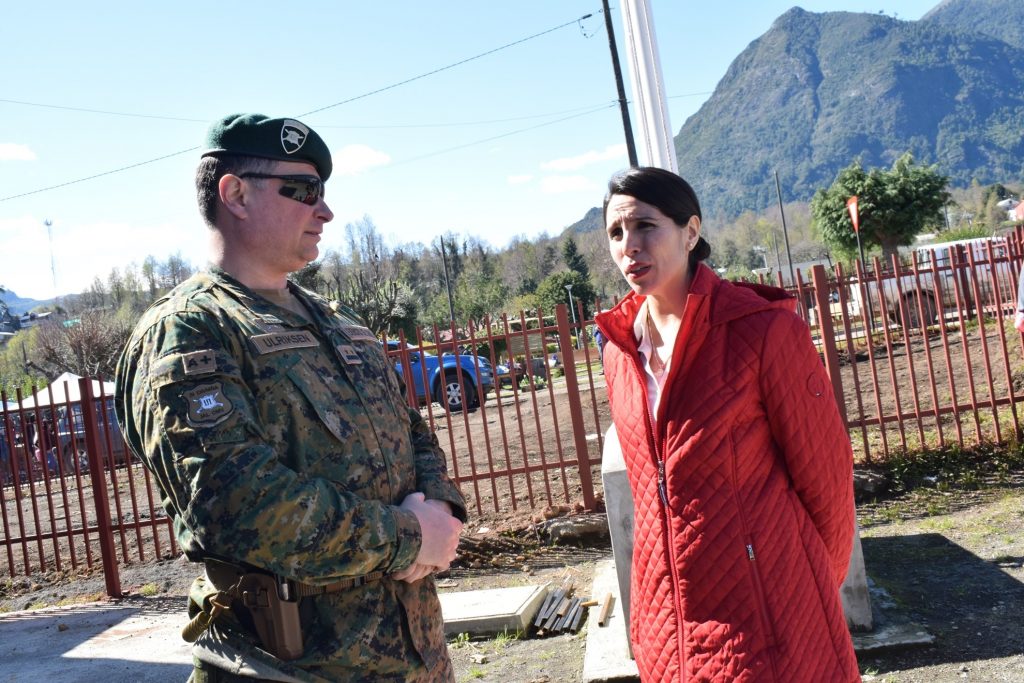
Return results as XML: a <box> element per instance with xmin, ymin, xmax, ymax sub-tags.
<box><xmin>219</xmin><ymin>174</ymin><xmax>248</xmax><ymax>220</ymax></box>
<box><xmin>687</xmin><ymin>216</ymin><xmax>702</xmax><ymax>250</ymax></box>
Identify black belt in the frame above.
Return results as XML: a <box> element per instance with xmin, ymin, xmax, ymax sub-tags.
<box><xmin>205</xmin><ymin>558</ymin><xmax>385</xmax><ymax>596</ymax></box>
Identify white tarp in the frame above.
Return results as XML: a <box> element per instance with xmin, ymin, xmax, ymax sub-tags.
<box><xmin>18</xmin><ymin>372</ymin><xmax>115</xmax><ymax>409</ymax></box>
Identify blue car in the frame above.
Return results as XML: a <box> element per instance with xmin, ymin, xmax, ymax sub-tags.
<box><xmin>385</xmin><ymin>341</ymin><xmax>494</xmax><ymax>412</ymax></box>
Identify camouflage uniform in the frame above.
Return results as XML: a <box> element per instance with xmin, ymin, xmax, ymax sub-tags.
<box><xmin>115</xmin><ymin>267</ymin><xmax>465</xmax><ymax>683</ymax></box>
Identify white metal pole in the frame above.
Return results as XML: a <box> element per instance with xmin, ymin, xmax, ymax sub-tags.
<box><xmin>619</xmin><ymin>0</ymin><xmax>677</xmax><ymax>173</ymax></box>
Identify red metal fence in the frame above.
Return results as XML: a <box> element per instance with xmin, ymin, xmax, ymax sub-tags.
<box><xmin>794</xmin><ymin>229</ymin><xmax>1024</xmax><ymax>463</ymax></box>
<box><xmin>5</xmin><ymin>230</ymin><xmax>1024</xmax><ymax>592</ymax></box>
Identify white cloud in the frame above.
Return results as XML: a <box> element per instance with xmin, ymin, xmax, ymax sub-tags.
<box><xmin>540</xmin><ymin>175</ymin><xmax>594</xmax><ymax>194</ymax></box>
<box><xmin>334</xmin><ymin>144</ymin><xmax>391</xmax><ymax>175</ymax></box>
<box><xmin>541</xmin><ymin>144</ymin><xmax>627</xmax><ymax>172</ymax></box>
<box><xmin>507</xmin><ymin>174</ymin><xmax>533</xmax><ymax>185</ymax></box>
<box><xmin>0</xmin><ymin>143</ymin><xmax>36</xmax><ymax>161</ymax></box>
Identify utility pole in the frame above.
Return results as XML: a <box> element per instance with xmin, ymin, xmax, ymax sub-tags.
<box><xmin>565</xmin><ymin>284</ymin><xmax>580</xmax><ymax>350</ymax></box>
<box><xmin>437</xmin><ymin>237</ymin><xmax>456</xmax><ymax>323</ymax></box>
<box><xmin>602</xmin><ymin>0</ymin><xmax>638</xmax><ymax>167</ymax></box>
<box><xmin>44</xmin><ymin>218</ymin><xmax>57</xmax><ymax>296</ymax></box>
<box><xmin>774</xmin><ymin>171</ymin><xmax>795</xmax><ymax>287</ymax></box>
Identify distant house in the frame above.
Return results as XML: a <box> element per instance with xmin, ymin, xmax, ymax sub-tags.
<box><xmin>17</xmin><ymin>311</ymin><xmax>53</xmax><ymax>330</ymax></box>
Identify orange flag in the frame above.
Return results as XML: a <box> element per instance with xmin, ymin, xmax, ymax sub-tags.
<box><xmin>846</xmin><ymin>196</ymin><xmax>860</xmax><ymax>234</ymax></box>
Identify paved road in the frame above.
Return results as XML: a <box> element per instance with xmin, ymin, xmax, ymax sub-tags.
<box><xmin>1</xmin><ymin>596</ymin><xmax>191</xmax><ymax>682</ymax></box>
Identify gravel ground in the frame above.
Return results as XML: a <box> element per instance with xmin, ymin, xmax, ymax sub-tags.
<box><xmin>3</xmin><ymin>478</ymin><xmax>1023</xmax><ymax>682</ymax></box>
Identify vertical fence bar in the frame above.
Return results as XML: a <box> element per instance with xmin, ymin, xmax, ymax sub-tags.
<box><xmin>833</xmin><ymin>264</ymin><xmax>871</xmax><ymax>461</ymax></box>
<box><xmin>78</xmin><ymin>378</ymin><xmax>121</xmax><ymax>598</ymax></box>
<box><xmin>465</xmin><ymin>324</ymin><xmax>500</xmax><ymax>514</ymax></box>
<box><xmin>965</xmin><ymin>248</ymin><xmax>1001</xmax><ymax>442</ymax></box>
<box><xmin>988</xmin><ymin>241</ymin><xmax>1021</xmax><ymax>436</ymax></box>
<box><xmin>0</xmin><ymin>403</ymin><xmax>17</xmax><ymax>575</ymax></box>
<box><xmin>482</xmin><ymin>316</ymin><xmax>519</xmax><ymax>511</ymax></box>
<box><xmin>856</xmin><ymin>261</ymin><xmax>888</xmax><ymax>460</ymax></box>
<box><xmin>555</xmin><ymin>304</ymin><xmax>597</xmax><ymax>511</ymax></box>
<box><xmin>947</xmin><ymin>248</ymin><xmax>983</xmax><ymax>442</ymax></box>
<box><xmin>811</xmin><ymin>266</ymin><xmax>845</xmax><ymax>422</ymax></box>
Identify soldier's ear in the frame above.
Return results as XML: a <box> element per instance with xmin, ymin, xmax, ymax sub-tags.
<box><xmin>219</xmin><ymin>174</ymin><xmax>249</xmax><ymax>220</ymax></box>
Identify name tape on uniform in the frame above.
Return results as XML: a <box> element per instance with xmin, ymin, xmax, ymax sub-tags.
<box><xmin>339</xmin><ymin>324</ymin><xmax>377</xmax><ymax>342</ymax></box>
<box><xmin>250</xmin><ymin>330</ymin><xmax>319</xmax><ymax>355</ymax></box>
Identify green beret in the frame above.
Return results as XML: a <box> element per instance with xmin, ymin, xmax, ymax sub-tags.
<box><xmin>202</xmin><ymin>113</ymin><xmax>333</xmax><ymax>180</ymax></box>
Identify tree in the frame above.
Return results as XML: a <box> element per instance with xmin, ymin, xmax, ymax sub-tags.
<box><xmin>289</xmin><ymin>261</ymin><xmax>324</xmax><ymax>291</ymax></box>
<box><xmin>160</xmin><ymin>252</ymin><xmax>193</xmax><ymax>289</ymax></box>
<box><xmin>562</xmin><ymin>237</ymin><xmax>591</xmax><ymax>281</ymax></box>
<box><xmin>535</xmin><ymin>270</ymin><xmax>596</xmax><ymax>320</ymax></box>
<box><xmin>27</xmin><ymin>310</ymin><xmax>132</xmax><ymax>378</ymax></box>
<box><xmin>142</xmin><ymin>256</ymin><xmax>159</xmax><ymax>299</ymax></box>
<box><xmin>811</xmin><ymin>153</ymin><xmax>950</xmax><ymax>263</ymax></box>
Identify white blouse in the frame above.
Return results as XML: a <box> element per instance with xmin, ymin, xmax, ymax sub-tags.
<box><xmin>633</xmin><ymin>300</ymin><xmax>676</xmax><ymax>423</ymax></box>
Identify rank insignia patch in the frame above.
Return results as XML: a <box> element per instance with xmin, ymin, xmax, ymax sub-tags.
<box><xmin>182</xmin><ymin>350</ymin><xmax>217</xmax><ymax>376</ymax></box>
<box><xmin>184</xmin><ymin>383</ymin><xmax>234</xmax><ymax>427</ymax></box>
<box><xmin>337</xmin><ymin>344</ymin><xmax>363</xmax><ymax>365</ymax></box>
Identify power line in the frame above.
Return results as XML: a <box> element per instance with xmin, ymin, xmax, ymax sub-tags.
<box><xmin>316</xmin><ymin>102</ymin><xmax>616</xmax><ymax>129</ymax></box>
<box><xmin>0</xmin><ymin>11</ymin><xmax>600</xmax><ymax>204</ymax></box>
<box><xmin>0</xmin><ymin>147</ymin><xmax>199</xmax><ymax>203</ymax></box>
<box><xmin>298</xmin><ymin>12</ymin><xmax>597</xmax><ymax>118</ymax></box>
<box><xmin>0</xmin><ymin>98</ymin><xmax>206</xmax><ymax>122</ymax></box>
<box><xmin>393</xmin><ymin>103</ymin><xmax>616</xmax><ymax>167</ymax></box>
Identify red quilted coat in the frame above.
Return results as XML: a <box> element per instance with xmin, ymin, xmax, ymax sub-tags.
<box><xmin>596</xmin><ymin>264</ymin><xmax>859</xmax><ymax>682</ymax></box>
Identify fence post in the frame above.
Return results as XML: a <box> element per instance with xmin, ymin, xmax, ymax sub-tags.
<box><xmin>811</xmin><ymin>265</ymin><xmax>847</xmax><ymax>423</ymax></box>
<box><xmin>79</xmin><ymin>378</ymin><xmax>122</xmax><ymax>598</ymax></box>
<box><xmin>555</xmin><ymin>304</ymin><xmax>597</xmax><ymax>510</ymax></box>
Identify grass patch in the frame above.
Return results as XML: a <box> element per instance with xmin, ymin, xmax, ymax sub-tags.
<box><xmin>138</xmin><ymin>583</ymin><xmax>160</xmax><ymax>597</ymax></box>
<box><xmin>450</xmin><ymin>632</ymin><xmax>471</xmax><ymax>649</ymax></box>
<box><xmin>491</xmin><ymin>627</ymin><xmax>521</xmax><ymax>651</ymax></box>
<box><xmin>866</xmin><ymin>441</ymin><xmax>1024</xmax><ymax>497</ymax></box>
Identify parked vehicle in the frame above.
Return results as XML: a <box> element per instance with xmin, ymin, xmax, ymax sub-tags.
<box><xmin>849</xmin><ymin>237</ymin><xmax>1016</xmax><ymax>329</ymax></box>
<box><xmin>385</xmin><ymin>341</ymin><xmax>494</xmax><ymax>412</ymax></box>
<box><xmin>52</xmin><ymin>398</ymin><xmax>128</xmax><ymax>469</ymax></box>
<box><xmin>495</xmin><ymin>360</ymin><xmax>526</xmax><ymax>388</ymax></box>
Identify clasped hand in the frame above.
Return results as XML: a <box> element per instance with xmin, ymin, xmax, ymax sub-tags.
<box><xmin>393</xmin><ymin>492</ymin><xmax>463</xmax><ymax>583</ymax></box>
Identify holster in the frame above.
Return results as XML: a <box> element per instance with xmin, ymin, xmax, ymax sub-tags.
<box><xmin>237</xmin><ymin>572</ymin><xmax>304</xmax><ymax>661</ymax></box>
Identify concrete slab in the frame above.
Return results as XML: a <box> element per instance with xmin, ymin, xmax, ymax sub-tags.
<box><xmin>582</xmin><ymin>559</ymin><xmax>639</xmax><ymax>683</ymax></box>
<box><xmin>438</xmin><ymin>584</ymin><xmax>547</xmax><ymax>637</ymax></box>
<box><xmin>851</xmin><ymin>578</ymin><xmax>934</xmax><ymax>654</ymax></box>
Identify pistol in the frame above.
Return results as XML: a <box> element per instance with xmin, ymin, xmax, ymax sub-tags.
<box><xmin>239</xmin><ymin>573</ymin><xmax>303</xmax><ymax>660</ymax></box>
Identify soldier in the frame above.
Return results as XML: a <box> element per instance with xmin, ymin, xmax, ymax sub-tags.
<box><xmin>115</xmin><ymin>113</ymin><xmax>466</xmax><ymax>683</ymax></box>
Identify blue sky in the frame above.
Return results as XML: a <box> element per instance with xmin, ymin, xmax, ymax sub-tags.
<box><xmin>1</xmin><ymin>1</ymin><xmax>940</xmax><ymax>300</ymax></box>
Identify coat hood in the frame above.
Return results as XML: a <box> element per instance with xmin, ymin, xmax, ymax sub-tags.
<box><xmin>595</xmin><ymin>263</ymin><xmax>796</xmax><ymax>349</ymax></box>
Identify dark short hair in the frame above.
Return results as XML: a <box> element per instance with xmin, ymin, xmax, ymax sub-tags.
<box><xmin>195</xmin><ymin>154</ymin><xmax>273</xmax><ymax>228</ymax></box>
<box><xmin>603</xmin><ymin>166</ymin><xmax>711</xmax><ymax>269</ymax></box>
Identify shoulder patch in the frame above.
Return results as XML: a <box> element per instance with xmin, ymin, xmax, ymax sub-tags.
<box><xmin>184</xmin><ymin>382</ymin><xmax>234</xmax><ymax>427</ymax></box>
<box><xmin>182</xmin><ymin>350</ymin><xmax>217</xmax><ymax>376</ymax></box>
<box><xmin>249</xmin><ymin>330</ymin><xmax>319</xmax><ymax>355</ymax></box>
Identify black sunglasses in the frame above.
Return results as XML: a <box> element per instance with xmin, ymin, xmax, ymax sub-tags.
<box><xmin>238</xmin><ymin>173</ymin><xmax>325</xmax><ymax>205</ymax></box>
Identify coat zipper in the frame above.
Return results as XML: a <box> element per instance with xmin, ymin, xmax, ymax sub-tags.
<box><xmin>728</xmin><ymin>435</ymin><xmax>780</xmax><ymax>673</ymax></box>
<box><xmin>632</xmin><ymin>354</ymin><xmax>687</xmax><ymax>682</ymax></box>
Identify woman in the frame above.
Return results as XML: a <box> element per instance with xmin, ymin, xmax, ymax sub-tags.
<box><xmin>595</xmin><ymin>167</ymin><xmax>859</xmax><ymax>682</ymax></box>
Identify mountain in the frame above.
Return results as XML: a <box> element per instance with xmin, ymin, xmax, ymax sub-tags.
<box><xmin>1</xmin><ymin>290</ymin><xmax>53</xmax><ymax>315</ymax></box>
<box><xmin>564</xmin><ymin>207</ymin><xmax>604</xmax><ymax>236</ymax></box>
<box><xmin>923</xmin><ymin>0</ymin><xmax>1024</xmax><ymax>50</ymax></box>
<box><xmin>673</xmin><ymin>2</ymin><xmax>1024</xmax><ymax>219</ymax></box>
